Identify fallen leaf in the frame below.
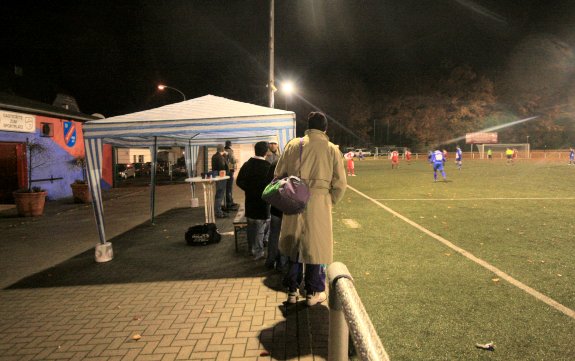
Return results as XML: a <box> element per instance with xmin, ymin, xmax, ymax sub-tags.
<box><xmin>557</xmin><ymin>274</ymin><xmax>562</xmax><ymax>277</ymax></box>
<box><xmin>492</xmin><ymin>278</ymin><xmax>500</xmax><ymax>283</ymax></box>
<box><xmin>475</xmin><ymin>341</ymin><xmax>495</xmax><ymax>351</ymax></box>
<box><xmin>365</xmin><ymin>272</ymin><xmax>370</xmax><ymax>275</ymax></box>
<box><xmin>444</xmin><ymin>253</ymin><xmax>451</xmax><ymax>256</ymax></box>
<box><xmin>133</xmin><ymin>316</ymin><xmax>141</xmax><ymax>321</ymax></box>
<box><xmin>132</xmin><ymin>334</ymin><xmax>142</xmax><ymax>341</ymax></box>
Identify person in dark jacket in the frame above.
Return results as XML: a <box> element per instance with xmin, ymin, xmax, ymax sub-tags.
<box><xmin>264</xmin><ymin>161</ymin><xmax>288</xmax><ymax>271</ymax></box>
<box><xmin>224</xmin><ymin>140</ymin><xmax>239</xmax><ymax>211</ymax></box>
<box><xmin>236</xmin><ymin>141</ymin><xmax>271</xmax><ymax>260</ymax></box>
<box><xmin>211</xmin><ymin>144</ymin><xmax>229</xmax><ymax>218</ymax></box>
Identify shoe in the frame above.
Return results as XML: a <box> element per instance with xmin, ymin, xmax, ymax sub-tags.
<box><xmin>306</xmin><ymin>292</ymin><xmax>326</xmax><ymax>306</ymax></box>
<box><xmin>351</xmin><ymin>174</ymin><xmax>356</xmax><ymax>176</ymax></box>
<box><xmin>287</xmin><ymin>290</ymin><xmax>298</xmax><ymax>304</ymax></box>
<box><xmin>253</xmin><ymin>252</ymin><xmax>265</xmax><ymax>261</ymax></box>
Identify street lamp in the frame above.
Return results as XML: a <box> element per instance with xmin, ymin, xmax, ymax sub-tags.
<box><xmin>281</xmin><ymin>81</ymin><xmax>295</xmax><ymax>110</ymax></box>
<box><xmin>157</xmin><ymin>84</ymin><xmax>186</xmax><ymax>101</ymax></box>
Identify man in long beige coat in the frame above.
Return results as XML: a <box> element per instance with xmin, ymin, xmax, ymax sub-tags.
<box><xmin>275</xmin><ymin>111</ymin><xmax>347</xmax><ymax>306</ymax></box>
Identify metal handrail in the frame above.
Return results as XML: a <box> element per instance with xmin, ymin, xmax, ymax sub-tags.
<box><xmin>328</xmin><ymin>262</ymin><xmax>390</xmax><ymax>361</ymax></box>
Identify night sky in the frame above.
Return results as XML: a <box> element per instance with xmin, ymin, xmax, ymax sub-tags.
<box><xmin>3</xmin><ymin>0</ymin><xmax>574</xmax><ymax>124</ymax></box>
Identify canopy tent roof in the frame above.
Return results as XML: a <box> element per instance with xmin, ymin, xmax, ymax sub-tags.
<box><xmin>83</xmin><ymin>95</ymin><xmax>296</xmax><ymax>257</ymax></box>
<box><xmin>83</xmin><ymin>94</ymin><xmax>295</xmax><ymax>146</ymax></box>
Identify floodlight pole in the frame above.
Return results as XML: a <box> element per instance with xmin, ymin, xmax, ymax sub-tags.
<box><xmin>269</xmin><ymin>0</ymin><xmax>275</xmax><ymax>108</ymax></box>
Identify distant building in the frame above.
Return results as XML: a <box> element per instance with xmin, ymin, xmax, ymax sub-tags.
<box><xmin>0</xmin><ymin>93</ymin><xmax>113</xmax><ymax>202</ymax></box>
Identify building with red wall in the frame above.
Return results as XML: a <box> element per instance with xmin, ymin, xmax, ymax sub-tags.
<box><xmin>0</xmin><ymin>94</ymin><xmax>113</xmax><ymax>203</ymax></box>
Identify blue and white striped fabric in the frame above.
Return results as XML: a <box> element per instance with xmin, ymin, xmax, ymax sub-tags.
<box><xmin>83</xmin><ymin>95</ymin><xmax>295</xmax><ymax>246</ymax></box>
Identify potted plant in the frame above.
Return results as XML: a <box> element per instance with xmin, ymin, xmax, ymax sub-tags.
<box><xmin>13</xmin><ymin>139</ymin><xmax>48</xmax><ymax>217</ymax></box>
<box><xmin>70</xmin><ymin>156</ymin><xmax>92</xmax><ymax>203</ymax></box>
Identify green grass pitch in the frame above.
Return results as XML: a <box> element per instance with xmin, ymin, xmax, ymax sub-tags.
<box><xmin>332</xmin><ymin>158</ymin><xmax>575</xmax><ymax>360</ymax></box>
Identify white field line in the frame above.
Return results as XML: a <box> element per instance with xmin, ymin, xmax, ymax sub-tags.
<box><xmin>376</xmin><ymin>197</ymin><xmax>575</xmax><ymax>201</ymax></box>
<box><xmin>348</xmin><ymin>185</ymin><xmax>575</xmax><ymax>320</ymax></box>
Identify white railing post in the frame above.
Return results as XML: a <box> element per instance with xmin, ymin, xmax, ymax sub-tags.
<box><xmin>328</xmin><ymin>262</ymin><xmax>390</xmax><ymax>361</ymax></box>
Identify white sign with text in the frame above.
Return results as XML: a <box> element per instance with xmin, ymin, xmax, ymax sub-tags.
<box><xmin>0</xmin><ymin>110</ymin><xmax>36</xmax><ymax>133</ymax></box>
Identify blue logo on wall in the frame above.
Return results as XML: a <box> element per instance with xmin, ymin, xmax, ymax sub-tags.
<box><xmin>63</xmin><ymin>121</ymin><xmax>77</xmax><ymax>147</ymax></box>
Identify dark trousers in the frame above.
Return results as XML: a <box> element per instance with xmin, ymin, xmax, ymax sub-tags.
<box><xmin>226</xmin><ymin>170</ymin><xmax>235</xmax><ymax>206</ymax></box>
<box><xmin>284</xmin><ymin>261</ymin><xmax>326</xmax><ymax>294</ymax></box>
<box><xmin>214</xmin><ymin>180</ymin><xmax>226</xmax><ymax>216</ymax></box>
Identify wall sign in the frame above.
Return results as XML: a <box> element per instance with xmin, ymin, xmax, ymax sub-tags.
<box><xmin>0</xmin><ymin>110</ymin><xmax>35</xmax><ymax>133</ymax></box>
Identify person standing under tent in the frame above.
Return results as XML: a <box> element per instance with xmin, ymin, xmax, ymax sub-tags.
<box><xmin>358</xmin><ymin>149</ymin><xmax>364</xmax><ymax>161</ymax></box>
<box><xmin>487</xmin><ymin>148</ymin><xmax>493</xmax><ymax>160</ymax></box>
<box><xmin>455</xmin><ymin>145</ymin><xmax>463</xmax><ymax>170</ymax></box>
<box><xmin>224</xmin><ymin>140</ymin><xmax>239</xmax><ymax>211</ymax></box>
<box><xmin>211</xmin><ymin>144</ymin><xmax>229</xmax><ymax>218</ymax></box>
<box><xmin>569</xmin><ymin>148</ymin><xmax>575</xmax><ymax>165</ymax></box>
<box><xmin>236</xmin><ymin>141</ymin><xmax>271</xmax><ymax>261</ymax></box>
<box><xmin>265</xmin><ymin>140</ymin><xmax>281</xmax><ymax>164</ymax></box>
<box><xmin>344</xmin><ymin>150</ymin><xmax>355</xmax><ymax>176</ymax></box>
<box><xmin>390</xmin><ymin>149</ymin><xmax>399</xmax><ymax>169</ymax></box>
<box><xmin>430</xmin><ymin>149</ymin><xmax>447</xmax><ymax>182</ymax></box>
<box><xmin>276</xmin><ymin>111</ymin><xmax>347</xmax><ymax>306</ymax></box>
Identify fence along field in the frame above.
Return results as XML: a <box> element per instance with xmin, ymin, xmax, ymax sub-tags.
<box><xmin>333</xmin><ymin>158</ymin><xmax>575</xmax><ymax>360</ymax></box>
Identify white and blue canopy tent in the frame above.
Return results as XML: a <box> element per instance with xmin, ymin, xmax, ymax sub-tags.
<box><xmin>83</xmin><ymin>95</ymin><xmax>295</xmax><ymax>256</ymax></box>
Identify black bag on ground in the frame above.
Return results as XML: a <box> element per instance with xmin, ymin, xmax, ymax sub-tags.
<box><xmin>185</xmin><ymin>223</ymin><xmax>221</xmax><ymax>246</ymax></box>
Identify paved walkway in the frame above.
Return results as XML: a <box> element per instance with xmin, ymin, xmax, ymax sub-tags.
<box><xmin>0</xmin><ymin>184</ymin><xmax>328</xmax><ymax>360</ymax></box>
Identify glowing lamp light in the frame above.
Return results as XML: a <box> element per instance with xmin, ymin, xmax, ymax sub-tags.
<box><xmin>282</xmin><ymin>81</ymin><xmax>295</xmax><ymax>94</ymax></box>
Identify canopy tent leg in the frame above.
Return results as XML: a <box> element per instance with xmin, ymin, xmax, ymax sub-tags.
<box><xmin>185</xmin><ymin>142</ymin><xmax>200</xmax><ymax>207</ymax></box>
<box><xmin>150</xmin><ymin>137</ymin><xmax>158</xmax><ymax>225</ymax></box>
<box><xmin>85</xmin><ymin>138</ymin><xmax>113</xmax><ymax>262</ymax></box>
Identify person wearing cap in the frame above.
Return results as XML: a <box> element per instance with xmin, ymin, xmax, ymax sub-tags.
<box><xmin>224</xmin><ymin>140</ymin><xmax>239</xmax><ymax>211</ymax></box>
<box><xmin>211</xmin><ymin>144</ymin><xmax>229</xmax><ymax>218</ymax></box>
<box><xmin>265</xmin><ymin>140</ymin><xmax>280</xmax><ymax>164</ymax></box>
<box><xmin>275</xmin><ymin>111</ymin><xmax>347</xmax><ymax>306</ymax></box>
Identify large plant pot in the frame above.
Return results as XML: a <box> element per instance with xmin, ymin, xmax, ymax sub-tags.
<box><xmin>71</xmin><ymin>183</ymin><xmax>92</xmax><ymax>203</ymax></box>
<box><xmin>13</xmin><ymin>191</ymin><xmax>47</xmax><ymax>217</ymax></box>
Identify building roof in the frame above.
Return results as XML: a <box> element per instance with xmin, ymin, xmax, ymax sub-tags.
<box><xmin>0</xmin><ymin>93</ymin><xmax>100</xmax><ymax>122</ymax></box>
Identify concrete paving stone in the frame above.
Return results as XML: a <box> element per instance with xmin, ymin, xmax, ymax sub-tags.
<box><xmin>215</xmin><ymin>351</ymin><xmax>232</xmax><ymax>360</ymax></box>
<box><xmin>235</xmin><ymin>331</ymin><xmax>259</xmax><ymax>339</ymax></box>
<box><xmin>206</xmin><ymin>343</ymin><xmax>234</xmax><ymax>352</ymax></box>
<box><xmin>221</xmin><ymin>337</ymin><xmax>247</xmax><ymax>345</ymax></box>
<box><xmin>69</xmin><ymin>351</ymin><xmax>90</xmax><ymax>361</ymax></box>
<box><xmin>99</xmin><ymin>349</ymin><xmax>128</xmax><ymax>357</ymax></box>
<box><xmin>174</xmin><ymin>344</ymin><xmax>194</xmax><ymax>359</ymax></box>
<box><xmin>131</xmin><ymin>354</ymin><xmax>163</xmax><ymax>361</ymax></box>
<box><xmin>160</xmin><ymin>353</ymin><xmax>177</xmax><ymax>361</ymax></box>
<box><xmin>154</xmin><ymin>346</ymin><xmax>181</xmax><ymax>354</ymax></box>
<box><xmin>231</xmin><ymin>342</ymin><xmax>246</xmax><ymax>357</ymax></box>
<box><xmin>140</xmin><ymin>341</ymin><xmax>160</xmax><ymax>354</ymax></box>
<box><xmin>201</xmin><ymin>327</ymin><xmax>227</xmax><ymax>334</ymax></box>
<box><xmin>209</xmin><ymin>332</ymin><xmax>225</xmax><ymax>345</ymax></box>
<box><xmin>245</xmin><ymin>337</ymin><xmax>260</xmax><ymax>350</ymax></box>
<box><xmin>189</xmin><ymin>351</ymin><xmax>218</xmax><ymax>360</ymax></box>
<box><xmin>192</xmin><ymin>338</ymin><xmax>209</xmax><ymax>352</ymax></box>
<box><xmin>157</xmin><ymin>334</ymin><xmax>175</xmax><ymax>347</ymax></box>
<box><xmin>170</xmin><ymin>339</ymin><xmax>196</xmax><ymax>347</ymax></box>
<box><xmin>186</xmin><ymin>333</ymin><xmax>211</xmax><ymax>341</ymax></box>
<box><xmin>119</xmin><ymin>349</ymin><xmax>141</xmax><ymax>361</ymax></box>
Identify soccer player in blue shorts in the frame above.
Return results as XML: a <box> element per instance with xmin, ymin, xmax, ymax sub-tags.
<box><xmin>455</xmin><ymin>145</ymin><xmax>462</xmax><ymax>170</ymax></box>
<box><xmin>430</xmin><ymin>149</ymin><xmax>447</xmax><ymax>182</ymax></box>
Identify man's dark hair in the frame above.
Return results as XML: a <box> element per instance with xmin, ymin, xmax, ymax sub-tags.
<box><xmin>225</xmin><ymin>140</ymin><xmax>232</xmax><ymax>147</ymax></box>
<box><xmin>254</xmin><ymin>141</ymin><xmax>269</xmax><ymax>157</ymax></box>
<box><xmin>308</xmin><ymin>111</ymin><xmax>328</xmax><ymax>131</ymax></box>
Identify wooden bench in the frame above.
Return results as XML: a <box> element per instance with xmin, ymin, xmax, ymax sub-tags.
<box><xmin>233</xmin><ymin>206</ymin><xmax>247</xmax><ymax>252</ymax></box>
